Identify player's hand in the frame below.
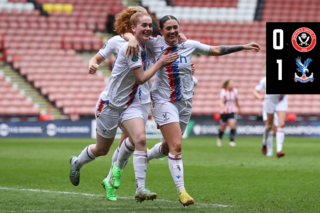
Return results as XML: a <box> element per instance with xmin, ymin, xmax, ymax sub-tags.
<box><xmin>243</xmin><ymin>42</ymin><xmax>260</xmax><ymax>52</ymax></box>
<box><xmin>223</xmin><ymin>108</ymin><xmax>228</xmax><ymax>114</ymax></box>
<box><xmin>191</xmin><ymin>63</ymin><xmax>195</xmax><ymax>75</ymax></box>
<box><xmin>238</xmin><ymin>109</ymin><xmax>242</xmax><ymax>114</ymax></box>
<box><xmin>89</xmin><ymin>64</ymin><xmax>99</xmax><ymax>74</ymax></box>
<box><xmin>159</xmin><ymin>53</ymin><xmax>179</xmax><ymax>67</ymax></box>
<box><xmin>126</xmin><ymin>37</ymin><xmax>139</xmax><ymax>57</ymax></box>
<box><xmin>178</xmin><ymin>33</ymin><xmax>187</xmax><ymax>44</ymax></box>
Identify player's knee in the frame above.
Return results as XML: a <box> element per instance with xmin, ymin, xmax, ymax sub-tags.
<box><xmin>172</xmin><ymin>142</ymin><xmax>182</xmax><ymax>154</ymax></box>
<box><xmin>134</xmin><ymin>133</ymin><xmax>146</xmax><ymax>146</ymax></box>
<box><xmin>161</xmin><ymin>145</ymin><xmax>169</xmax><ymax>156</ymax></box>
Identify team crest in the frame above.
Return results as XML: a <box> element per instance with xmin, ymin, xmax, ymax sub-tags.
<box><xmin>132</xmin><ymin>54</ymin><xmax>138</xmax><ymax>62</ymax></box>
<box><xmin>294</xmin><ymin>57</ymin><xmax>313</xmax><ymax>83</ymax></box>
<box><xmin>292</xmin><ymin>27</ymin><xmax>316</xmax><ymax>52</ymax></box>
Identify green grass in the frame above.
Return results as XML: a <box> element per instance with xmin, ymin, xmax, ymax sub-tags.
<box><xmin>0</xmin><ymin>137</ymin><xmax>319</xmax><ymax>212</ymax></box>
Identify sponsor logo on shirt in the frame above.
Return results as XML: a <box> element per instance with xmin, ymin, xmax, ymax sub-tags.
<box><xmin>132</xmin><ymin>54</ymin><xmax>138</xmax><ymax>62</ymax></box>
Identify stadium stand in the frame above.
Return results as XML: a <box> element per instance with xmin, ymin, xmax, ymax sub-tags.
<box><xmin>0</xmin><ymin>71</ymin><xmax>39</xmax><ymax>116</ymax></box>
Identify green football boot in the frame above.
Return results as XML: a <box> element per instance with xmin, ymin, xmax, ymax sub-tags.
<box><xmin>69</xmin><ymin>156</ymin><xmax>80</xmax><ymax>186</ymax></box>
<box><xmin>110</xmin><ymin>162</ymin><xmax>123</xmax><ymax>189</ymax></box>
<box><xmin>101</xmin><ymin>178</ymin><xmax>117</xmax><ymax>201</ymax></box>
<box><xmin>135</xmin><ymin>187</ymin><xmax>157</xmax><ymax>203</ymax></box>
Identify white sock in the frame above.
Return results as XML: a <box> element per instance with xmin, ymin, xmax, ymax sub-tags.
<box><xmin>106</xmin><ymin>147</ymin><xmax>119</xmax><ymax>184</ymax></box>
<box><xmin>262</xmin><ymin>128</ymin><xmax>266</xmax><ymax>145</ymax></box>
<box><xmin>276</xmin><ymin>128</ymin><xmax>285</xmax><ymax>152</ymax></box>
<box><xmin>263</xmin><ymin>126</ymin><xmax>272</xmax><ymax>143</ymax></box>
<box><xmin>116</xmin><ymin>138</ymin><xmax>134</xmax><ymax>169</ymax></box>
<box><xmin>168</xmin><ymin>153</ymin><xmax>185</xmax><ymax>193</ymax></box>
<box><xmin>73</xmin><ymin>145</ymin><xmax>96</xmax><ymax>169</ymax></box>
<box><xmin>133</xmin><ymin>150</ymin><xmax>147</xmax><ymax>192</ymax></box>
<box><xmin>147</xmin><ymin>142</ymin><xmax>165</xmax><ymax>161</ymax></box>
<box><xmin>267</xmin><ymin>131</ymin><xmax>273</xmax><ymax>154</ymax></box>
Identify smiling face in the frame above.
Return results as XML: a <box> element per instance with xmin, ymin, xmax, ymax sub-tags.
<box><xmin>131</xmin><ymin>15</ymin><xmax>153</xmax><ymax>44</ymax></box>
<box><xmin>159</xmin><ymin>19</ymin><xmax>179</xmax><ymax>46</ymax></box>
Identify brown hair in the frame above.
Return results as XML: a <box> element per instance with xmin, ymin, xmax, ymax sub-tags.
<box><xmin>222</xmin><ymin>80</ymin><xmax>230</xmax><ymax>89</ymax></box>
<box><xmin>114</xmin><ymin>7</ymin><xmax>147</xmax><ymax>35</ymax></box>
<box><xmin>159</xmin><ymin>15</ymin><xmax>179</xmax><ymax>29</ymax></box>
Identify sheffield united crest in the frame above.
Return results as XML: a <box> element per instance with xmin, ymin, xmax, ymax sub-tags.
<box><xmin>292</xmin><ymin>27</ymin><xmax>316</xmax><ymax>52</ymax></box>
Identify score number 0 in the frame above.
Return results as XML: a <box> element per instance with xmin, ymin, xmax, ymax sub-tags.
<box><xmin>273</xmin><ymin>29</ymin><xmax>283</xmax><ymax>80</ymax></box>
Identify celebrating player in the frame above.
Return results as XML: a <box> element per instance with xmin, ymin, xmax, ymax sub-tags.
<box><xmin>124</xmin><ymin>15</ymin><xmax>260</xmax><ymax>206</ymax></box>
<box><xmin>253</xmin><ymin>76</ymin><xmax>277</xmax><ymax>157</ymax></box>
<box><xmin>69</xmin><ymin>11</ymin><xmax>179</xmax><ymax>202</ymax></box>
<box><xmin>262</xmin><ymin>92</ymin><xmax>287</xmax><ymax>158</ymax></box>
<box><xmin>217</xmin><ymin>80</ymin><xmax>241</xmax><ymax>147</ymax></box>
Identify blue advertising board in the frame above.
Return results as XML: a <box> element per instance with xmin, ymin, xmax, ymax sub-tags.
<box><xmin>0</xmin><ymin>121</ymin><xmax>91</xmax><ymax>138</ymax></box>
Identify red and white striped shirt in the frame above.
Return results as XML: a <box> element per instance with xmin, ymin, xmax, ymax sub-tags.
<box><xmin>219</xmin><ymin>88</ymin><xmax>238</xmax><ymax>113</ymax></box>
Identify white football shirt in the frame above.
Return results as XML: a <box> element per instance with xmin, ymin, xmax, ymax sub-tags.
<box><xmin>219</xmin><ymin>88</ymin><xmax>238</xmax><ymax>113</ymax></box>
<box><xmin>146</xmin><ymin>37</ymin><xmax>211</xmax><ymax>103</ymax></box>
<box><xmin>255</xmin><ymin>77</ymin><xmax>287</xmax><ymax>104</ymax></box>
<box><xmin>98</xmin><ymin>35</ymin><xmax>126</xmax><ymax>60</ymax></box>
<box><xmin>100</xmin><ymin>42</ymin><xmax>154</xmax><ymax>108</ymax></box>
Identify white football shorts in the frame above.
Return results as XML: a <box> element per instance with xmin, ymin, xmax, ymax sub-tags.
<box><xmin>151</xmin><ymin>98</ymin><xmax>193</xmax><ymax>135</ymax></box>
<box><xmin>263</xmin><ymin>95</ymin><xmax>288</xmax><ymax>114</ymax></box>
<box><xmin>95</xmin><ymin>95</ymin><xmax>149</xmax><ymax>139</ymax></box>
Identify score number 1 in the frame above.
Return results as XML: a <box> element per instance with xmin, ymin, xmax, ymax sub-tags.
<box><xmin>273</xmin><ymin>29</ymin><xmax>283</xmax><ymax>80</ymax></box>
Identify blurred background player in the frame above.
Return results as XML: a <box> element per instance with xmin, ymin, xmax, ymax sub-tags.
<box><xmin>253</xmin><ymin>75</ymin><xmax>277</xmax><ymax>157</ymax></box>
<box><xmin>263</xmin><ymin>93</ymin><xmax>287</xmax><ymax>158</ymax></box>
<box><xmin>217</xmin><ymin>80</ymin><xmax>241</xmax><ymax>147</ymax></box>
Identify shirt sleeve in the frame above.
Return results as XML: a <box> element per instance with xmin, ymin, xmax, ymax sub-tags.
<box><xmin>128</xmin><ymin>49</ymin><xmax>143</xmax><ymax>70</ymax></box>
<box><xmin>219</xmin><ymin>89</ymin><xmax>225</xmax><ymax>100</ymax></box>
<box><xmin>145</xmin><ymin>36</ymin><xmax>161</xmax><ymax>49</ymax></box>
<box><xmin>192</xmin><ymin>76</ymin><xmax>198</xmax><ymax>85</ymax></box>
<box><xmin>254</xmin><ymin>78</ymin><xmax>264</xmax><ymax>91</ymax></box>
<box><xmin>98</xmin><ymin>38</ymin><xmax>116</xmax><ymax>60</ymax></box>
<box><xmin>191</xmin><ymin>40</ymin><xmax>211</xmax><ymax>55</ymax></box>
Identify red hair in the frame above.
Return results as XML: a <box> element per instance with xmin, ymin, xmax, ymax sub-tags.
<box><xmin>114</xmin><ymin>7</ymin><xmax>147</xmax><ymax>35</ymax></box>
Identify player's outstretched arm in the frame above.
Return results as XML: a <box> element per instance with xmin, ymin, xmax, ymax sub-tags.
<box><xmin>88</xmin><ymin>54</ymin><xmax>104</xmax><ymax>74</ymax></box>
<box><xmin>208</xmin><ymin>42</ymin><xmax>261</xmax><ymax>56</ymax></box>
<box><xmin>131</xmin><ymin>53</ymin><xmax>179</xmax><ymax>84</ymax></box>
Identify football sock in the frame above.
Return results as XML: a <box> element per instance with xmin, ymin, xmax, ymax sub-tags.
<box><xmin>262</xmin><ymin>128</ymin><xmax>266</xmax><ymax>145</ymax></box>
<box><xmin>230</xmin><ymin>129</ymin><xmax>235</xmax><ymax>141</ymax></box>
<box><xmin>276</xmin><ymin>128</ymin><xmax>285</xmax><ymax>152</ymax></box>
<box><xmin>133</xmin><ymin>150</ymin><xmax>147</xmax><ymax>191</ymax></box>
<box><xmin>168</xmin><ymin>153</ymin><xmax>185</xmax><ymax>193</ymax></box>
<box><xmin>218</xmin><ymin>130</ymin><xmax>224</xmax><ymax>139</ymax></box>
<box><xmin>73</xmin><ymin>145</ymin><xmax>96</xmax><ymax>169</ymax></box>
<box><xmin>267</xmin><ymin>131</ymin><xmax>273</xmax><ymax>153</ymax></box>
<box><xmin>106</xmin><ymin>147</ymin><xmax>119</xmax><ymax>184</ymax></box>
<box><xmin>147</xmin><ymin>142</ymin><xmax>165</xmax><ymax>161</ymax></box>
<box><xmin>116</xmin><ymin>138</ymin><xmax>134</xmax><ymax>169</ymax></box>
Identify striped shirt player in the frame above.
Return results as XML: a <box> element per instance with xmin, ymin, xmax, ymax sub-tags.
<box><xmin>146</xmin><ymin>36</ymin><xmax>211</xmax><ymax>134</ymax></box>
<box><xmin>95</xmin><ymin>42</ymin><xmax>154</xmax><ymax>139</ymax></box>
<box><xmin>218</xmin><ymin>87</ymin><xmax>238</xmax><ymax>126</ymax></box>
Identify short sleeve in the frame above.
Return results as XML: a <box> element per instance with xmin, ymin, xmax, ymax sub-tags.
<box><xmin>192</xmin><ymin>76</ymin><xmax>198</xmax><ymax>86</ymax></box>
<box><xmin>255</xmin><ymin>78</ymin><xmax>265</xmax><ymax>91</ymax></box>
<box><xmin>128</xmin><ymin>49</ymin><xmax>143</xmax><ymax>70</ymax></box>
<box><xmin>98</xmin><ymin>40</ymin><xmax>115</xmax><ymax>60</ymax></box>
<box><xmin>190</xmin><ymin>40</ymin><xmax>211</xmax><ymax>55</ymax></box>
<box><xmin>219</xmin><ymin>89</ymin><xmax>225</xmax><ymax>100</ymax></box>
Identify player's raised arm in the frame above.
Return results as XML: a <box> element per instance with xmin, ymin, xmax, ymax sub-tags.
<box><xmin>208</xmin><ymin>42</ymin><xmax>261</xmax><ymax>56</ymax></box>
<box><xmin>88</xmin><ymin>54</ymin><xmax>104</xmax><ymax>74</ymax></box>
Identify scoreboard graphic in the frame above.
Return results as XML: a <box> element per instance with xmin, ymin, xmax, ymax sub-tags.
<box><xmin>266</xmin><ymin>23</ymin><xmax>320</xmax><ymax>94</ymax></box>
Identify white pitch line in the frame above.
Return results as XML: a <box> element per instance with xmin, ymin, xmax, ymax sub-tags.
<box><xmin>0</xmin><ymin>187</ymin><xmax>230</xmax><ymax>209</ymax></box>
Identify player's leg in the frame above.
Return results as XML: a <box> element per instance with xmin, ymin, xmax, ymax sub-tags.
<box><xmin>261</xmin><ymin>110</ymin><xmax>268</xmax><ymax>154</ymax></box>
<box><xmin>70</xmin><ymin>100</ymin><xmax>116</xmax><ymax>186</ymax></box>
<box><xmin>276</xmin><ymin>111</ymin><xmax>286</xmax><ymax>158</ymax></box>
<box><xmin>266</xmin><ymin>113</ymin><xmax>278</xmax><ymax>157</ymax></box>
<box><xmin>102</xmin><ymin>131</ymin><xmax>132</xmax><ymax>201</ymax></box>
<box><xmin>228</xmin><ymin>116</ymin><xmax>237</xmax><ymax>147</ymax></box>
<box><xmin>217</xmin><ymin>114</ymin><xmax>227</xmax><ymax>146</ymax></box>
<box><xmin>121</xmin><ymin>117</ymin><xmax>157</xmax><ymax>202</ymax></box>
<box><xmin>146</xmin><ymin>136</ymin><xmax>168</xmax><ymax>161</ymax></box>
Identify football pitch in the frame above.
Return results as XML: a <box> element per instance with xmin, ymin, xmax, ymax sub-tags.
<box><xmin>0</xmin><ymin>137</ymin><xmax>319</xmax><ymax>212</ymax></box>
